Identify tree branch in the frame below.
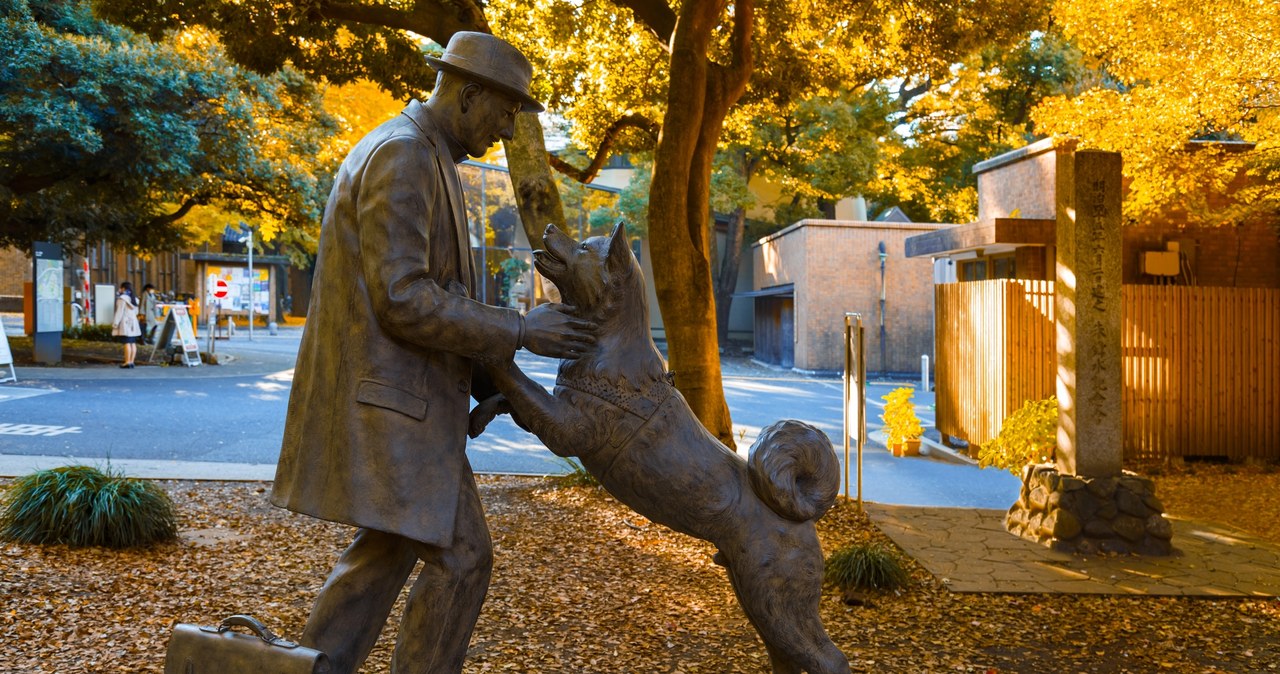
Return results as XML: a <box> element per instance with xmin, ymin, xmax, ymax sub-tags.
<box><xmin>148</xmin><ymin>195</ymin><xmax>209</xmax><ymax>229</ymax></box>
<box><xmin>897</xmin><ymin>77</ymin><xmax>933</xmax><ymax>112</ymax></box>
<box><xmin>727</xmin><ymin>0</ymin><xmax>754</xmax><ymax>85</ymax></box>
<box><xmin>317</xmin><ymin>0</ymin><xmax>488</xmax><ymax>45</ymax></box>
<box><xmin>548</xmin><ymin>113</ymin><xmax>660</xmax><ymax>183</ymax></box>
<box><xmin>609</xmin><ymin>0</ymin><xmax>677</xmax><ymax>45</ymax></box>
<box><xmin>4</xmin><ymin>172</ymin><xmax>65</xmax><ymax>196</ymax></box>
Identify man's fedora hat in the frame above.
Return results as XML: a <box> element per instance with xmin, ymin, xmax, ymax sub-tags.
<box><xmin>426</xmin><ymin>32</ymin><xmax>545</xmax><ymax>113</ymax></box>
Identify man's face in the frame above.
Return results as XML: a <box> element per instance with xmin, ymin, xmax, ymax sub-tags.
<box><xmin>460</xmin><ymin>86</ymin><xmax>521</xmax><ymax>158</ymax></box>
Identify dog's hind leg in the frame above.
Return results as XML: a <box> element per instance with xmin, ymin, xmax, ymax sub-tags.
<box><xmin>762</xmin><ymin>641</ymin><xmax>803</xmax><ymax>674</ymax></box>
<box><xmin>722</xmin><ymin>537</ymin><xmax>851</xmax><ymax>674</ymax></box>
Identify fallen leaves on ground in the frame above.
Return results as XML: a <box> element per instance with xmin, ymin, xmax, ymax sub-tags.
<box><xmin>2</xmin><ymin>468</ymin><xmax>1278</xmax><ymax>673</ymax></box>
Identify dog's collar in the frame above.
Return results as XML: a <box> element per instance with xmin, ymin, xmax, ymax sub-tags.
<box><xmin>557</xmin><ymin>375</ymin><xmax>673</xmax><ymax>421</ymax></box>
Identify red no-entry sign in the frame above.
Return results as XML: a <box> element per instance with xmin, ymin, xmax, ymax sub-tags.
<box><xmin>212</xmin><ymin>278</ymin><xmax>229</xmax><ymax>299</ymax></box>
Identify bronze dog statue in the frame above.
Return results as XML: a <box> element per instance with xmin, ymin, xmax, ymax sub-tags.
<box><xmin>471</xmin><ymin>223</ymin><xmax>850</xmax><ymax>674</ymax></box>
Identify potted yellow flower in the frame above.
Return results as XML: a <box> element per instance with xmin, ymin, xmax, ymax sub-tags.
<box><xmin>881</xmin><ymin>387</ymin><xmax>923</xmax><ymax>457</ymax></box>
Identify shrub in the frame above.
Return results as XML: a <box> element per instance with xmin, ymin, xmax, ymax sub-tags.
<box><xmin>554</xmin><ymin>457</ymin><xmax>599</xmax><ymax>488</ymax></box>
<box><xmin>824</xmin><ymin>542</ymin><xmax>910</xmax><ymax>592</ymax></box>
<box><xmin>880</xmin><ymin>387</ymin><xmax>923</xmax><ymax>444</ymax></box>
<box><xmin>64</xmin><ymin>323</ymin><xmax>116</xmax><ymax>342</ymax></box>
<box><xmin>0</xmin><ymin>465</ymin><xmax>177</xmax><ymax>548</ymax></box>
<box><xmin>979</xmin><ymin>397</ymin><xmax>1058</xmax><ymax>475</ymax></box>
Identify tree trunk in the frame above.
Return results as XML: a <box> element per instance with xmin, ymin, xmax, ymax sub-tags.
<box><xmin>713</xmin><ymin>152</ymin><xmax>758</xmax><ymax>349</ymax></box>
<box><xmin>646</xmin><ymin>0</ymin><xmax>753</xmax><ymax>448</ymax></box>
<box><xmin>714</xmin><ymin>205</ymin><xmax>746</xmax><ymax>348</ymax></box>
<box><xmin>504</xmin><ymin>114</ymin><xmax>568</xmax><ymax>251</ymax></box>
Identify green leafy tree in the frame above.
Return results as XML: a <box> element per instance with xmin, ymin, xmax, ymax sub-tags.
<box><xmin>0</xmin><ymin>0</ymin><xmax>339</xmax><ymax>259</ymax></box>
<box><xmin>97</xmin><ymin>0</ymin><xmax>571</xmax><ymax>265</ymax></box>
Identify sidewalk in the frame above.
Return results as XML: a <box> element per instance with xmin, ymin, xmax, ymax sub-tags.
<box><xmin>868</xmin><ymin>503</ymin><xmax>1280</xmax><ymax>597</ymax></box>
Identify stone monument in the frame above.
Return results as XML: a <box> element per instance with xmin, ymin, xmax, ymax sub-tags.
<box><xmin>1005</xmin><ymin>148</ymin><xmax>1173</xmax><ymax>555</ymax></box>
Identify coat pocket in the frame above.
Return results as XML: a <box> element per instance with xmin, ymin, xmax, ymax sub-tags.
<box><xmin>355</xmin><ymin>379</ymin><xmax>428</xmax><ymax>421</ymax></box>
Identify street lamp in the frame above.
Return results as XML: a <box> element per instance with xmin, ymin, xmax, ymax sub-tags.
<box><xmin>877</xmin><ymin>241</ymin><xmax>887</xmax><ymax>376</ymax></box>
<box><xmin>239</xmin><ymin>221</ymin><xmax>255</xmax><ymax>341</ymax></box>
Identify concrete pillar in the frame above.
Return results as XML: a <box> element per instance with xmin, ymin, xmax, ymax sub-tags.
<box><xmin>1054</xmin><ymin>149</ymin><xmax>1124</xmax><ymax>477</ymax></box>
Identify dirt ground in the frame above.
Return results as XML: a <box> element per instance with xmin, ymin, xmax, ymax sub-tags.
<box><xmin>1</xmin><ymin>465</ymin><xmax>1278</xmax><ymax>673</ymax></box>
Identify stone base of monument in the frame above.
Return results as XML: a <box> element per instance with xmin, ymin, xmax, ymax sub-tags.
<box><xmin>1005</xmin><ymin>464</ymin><xmax>1174</xmax><ymax>556</ymax></box>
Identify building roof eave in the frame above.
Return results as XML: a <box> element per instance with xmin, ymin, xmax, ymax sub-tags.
<box><xmin>903</xmin><ymin>218</ymin><xmax>1056</xmax><ymax>258</ymax></box>
<box><xmin>181</xmin><ymin>252</ymin><xmax>293</xmax><ymax>265</ymax></box>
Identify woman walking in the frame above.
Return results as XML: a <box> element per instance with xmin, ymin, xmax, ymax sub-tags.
<box><xmin>112</xmin><ymin>282</ymin><xmax>142</xmax><ymax>368</ymax></box>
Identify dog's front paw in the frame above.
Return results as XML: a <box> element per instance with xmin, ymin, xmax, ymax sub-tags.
<box><xmin>468</xmin><ymin>394</ymin><xmax>512</xmax><ymax>438</ymax></box>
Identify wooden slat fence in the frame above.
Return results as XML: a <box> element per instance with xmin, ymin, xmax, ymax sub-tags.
<box><xmin>935</xmin><ymin>281</ymin><xmax>1280</xmax><ymax>461</ymax></box>
<box><xmin>935</xmin><ymin>280</ymin><xmax>1055</xmax><ymax>452</ymax></box>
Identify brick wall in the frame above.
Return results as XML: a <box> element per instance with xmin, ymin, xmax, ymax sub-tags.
<box><xmin>1124</xmin><ymin>221</ymin><xmax>1280</xmax><ymax>288</ymax></box>
<box><xmin>1016</xmin><ymin>245</ymin><xmax>1051</xmax><ymax>281</ymax></box>
<box><xmin>976</xmin><ymin>138</ymin><xmax>1059</xmax><ymax>220</ymax></box>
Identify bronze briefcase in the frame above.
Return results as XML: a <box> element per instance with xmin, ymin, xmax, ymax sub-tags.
<box><xmin>164</xmin><ymin>614</ymin><xmax>330</xmax><ymax>674</ymax></box>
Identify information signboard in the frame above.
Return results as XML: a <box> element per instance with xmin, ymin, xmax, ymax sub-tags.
<box><xmin>150</xmin><ymin>304</ymin><xmax>202</xmax><ymax>367</ymax></box>
<box><xmin>32</xmin><ymin>242</ymin><xmax>63</xmax><ymax>364</ymax></box>
<box><xmin>34</xmin><ymin>255</ymin><xmax>63</xmax><ymax>333</ymax></box>
<box><xmin>207</xmin><ymin>266</ymin><xmax>269</xmax><ymax>315</ymax></box>
<box><xmin>0</xmin><ymin>328</ymin><xmax>15</xmax><ymax>383</ymax></box>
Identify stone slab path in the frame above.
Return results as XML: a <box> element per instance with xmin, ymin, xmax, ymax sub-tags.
<box><xmin>866</xmin><ymin>503</ymin><xmax>1280</xmax><ymax>596</ymax></box>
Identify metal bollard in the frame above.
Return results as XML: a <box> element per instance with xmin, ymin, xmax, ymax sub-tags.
<box><xmin>268</xmin><ymin>322</ymin><xmax>278</xmax><ymax>336</ymax></box>
<box><xmin>843</xmin><ymin>312</ymin><xmax>866</xmax><ymax>509</ymax></box>
<box><xmin>921</xmin><ymin>355</ymin><xmax>930</xmax><ymax>392</ymax></box>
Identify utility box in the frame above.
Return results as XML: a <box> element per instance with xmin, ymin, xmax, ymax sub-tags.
<box><xmin>1142</xmin><ymin>250</ymin><xmax>1180</xmax><ymax>277</ymax></box>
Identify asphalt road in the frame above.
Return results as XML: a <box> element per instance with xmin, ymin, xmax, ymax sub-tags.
<box><xmin>0</xmin><ymin>327</ymin><xmax>1021</xmax><ymax>507</ymax></box>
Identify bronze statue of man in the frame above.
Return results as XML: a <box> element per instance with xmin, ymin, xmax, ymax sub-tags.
<box><xmin>272</xmin><ymin>32</ymin><xmax>594</xmax><ymax>674</ymax></box>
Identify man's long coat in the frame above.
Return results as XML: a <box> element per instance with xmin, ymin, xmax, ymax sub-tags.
<box><xmin>273</xmin><ymin>100</ymin><xmax>521</xmax><ymax>547</ymax></box>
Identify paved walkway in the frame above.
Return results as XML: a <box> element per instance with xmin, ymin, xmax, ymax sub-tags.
<box><xmin>867</xmin><ymin>503</ymin><xmax>1280</xmax><ymax>597</ymax></box>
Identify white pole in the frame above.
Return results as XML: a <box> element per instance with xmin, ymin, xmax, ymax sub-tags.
<box><xmin>247</xmin><ymin>226</ymin><xmax>254</xmax><ymax>341</ymax></box>
<box><xmin>921</xmin><ymin>355</ymin><xmax>930</xmax><ymax>392</ymax></box>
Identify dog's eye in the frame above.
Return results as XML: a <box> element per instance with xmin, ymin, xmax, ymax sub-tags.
<box><xmin>579</xmin><ymin>244</ymin><xmax>588</xmax><ymax>251</ymax></box>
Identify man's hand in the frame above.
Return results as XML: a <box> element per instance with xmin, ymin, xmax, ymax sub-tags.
<box><xmin>520</xmin><ymin>303</ymin><xmax>596</xmax><ymax>359</ymax></box>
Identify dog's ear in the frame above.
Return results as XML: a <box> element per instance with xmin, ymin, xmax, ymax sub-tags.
<box><xmin>607</xmin><ymin>220</ymin><xmax>631</xmax><ymax>265</ymax></box>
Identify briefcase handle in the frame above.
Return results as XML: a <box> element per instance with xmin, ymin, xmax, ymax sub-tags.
<box><xmin>199</xmin><ymin>614</ymin><xmax>302</xmax><ymax>649</ymax></box>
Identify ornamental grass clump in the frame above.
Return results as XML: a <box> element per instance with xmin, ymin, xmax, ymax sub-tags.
<box><xmin>0</xmin><ymin>465</ymin><xmax>177</xmax><ymax>548</ymax></box>
<box><xmin>824</xmin><ymin>542</ymin><xmax>910</xmax><ymax>592</ymax></box>
<box><xmin>555</xmin><ymin>457</ymin><xmax>599</xmax><ymax>488</ymax></box>
<box><xmin>978</xmin><ymin>396</ymin><xmax>1058</xmax><ymax>475</ymax></box>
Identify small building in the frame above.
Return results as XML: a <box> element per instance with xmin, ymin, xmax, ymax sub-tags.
<box><xmin>747</xmin><ymin>219</ymin><xmax>948</xmax><ymax>374</ymax></box>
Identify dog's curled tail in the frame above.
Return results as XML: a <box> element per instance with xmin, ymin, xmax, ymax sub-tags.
<box><xmin>747</xmin><ymin>420</ymin><xmax>841</xmax><ymax>522</ymax></box>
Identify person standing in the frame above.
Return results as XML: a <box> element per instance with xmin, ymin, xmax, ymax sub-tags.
<box><xmin>271</xmin><ymin>32</ymin><xmax>595</xmax><ymax>674</ymax></box>
<box><xmin>140</xmin><ymin>283</ymin><xmax>161</xmax><ymax>345</ymax></box>
<box><xmin>111</xmin><ymin>282</ymin><xmax>141</xmax><ymax>368</ymax></box>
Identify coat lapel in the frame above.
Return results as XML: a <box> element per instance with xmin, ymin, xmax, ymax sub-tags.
<box><xmin>402</xmin><ymin>101</ymin><xmax>476</xmax><ymax>295</ymax></box>
<box><xmin>435</xmin><ymin>142</ymin><xmax>476</xmax><ymax>295</ymax></box>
